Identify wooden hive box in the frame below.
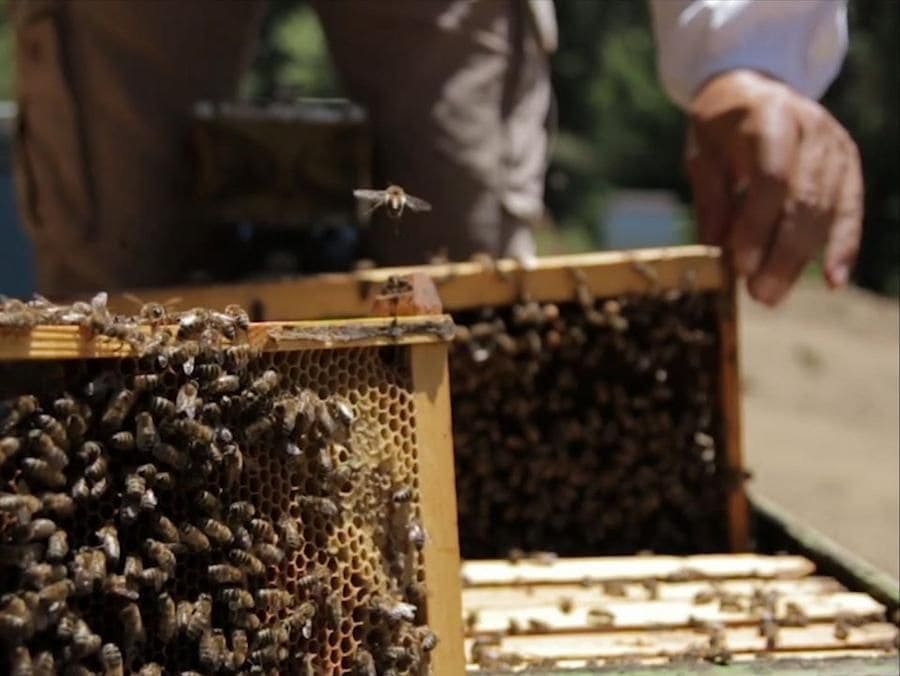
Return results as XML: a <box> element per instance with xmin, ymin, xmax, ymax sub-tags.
<box><xmin>0</xmin><ymin>315</ymin><xmax>464</xmax><ymax>675</ymax></box>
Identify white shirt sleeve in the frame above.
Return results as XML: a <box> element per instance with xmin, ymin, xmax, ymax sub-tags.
<box><xmin>650</xmin><ymin>0</ymin><xmax>849</xmax><ymax>108</ymax></box>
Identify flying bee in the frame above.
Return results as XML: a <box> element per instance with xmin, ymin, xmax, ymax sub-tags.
<box><xmin>40</xmin><ymin>491</ymin><xmax>74</xmax><ymax>518</ymax></box>
<box><xmin>157</xmin><ymin>592</ymin><xmax>177</xmax><ymax>642</ymax></box>
<box><xmin>46</xmin><ymin>530</ymin><xmax>68</xmax><ymax>561</ymax></box>
<box><xmin>228</xmin><ymin>549</ymin><xmax>265</xmax><ymax>576</ymax></box>
<box><xmin>27</xmin><ymin>431</ymin><xmax>68</xmax><ymax>469</ymax></box>
<box><xmin>175</xmin><ymin>382</ymin><xmax>200</xmax><ymax>420</ymax></box>
<box><xmin>227</xmin><ymin>500</ymin><xmax>255</xmax><ymax>524</ymax></box>
<box><xmin>21</xmin><ymin>457</ymin><xmax>66</xmax><ymax>488</ymax></box>
<box><xmin>119</xmin><ymin>602</ymin><xmax>146</xmax><ymax>657</ymax></box>
<box><xmin>230</xmin><ymin>629</ymin><xmax>249</xmax><ymax>669</ymax></box>
<box><xmin>100</xmin><ymin>643</ymin><xmax>124</xmax><ymax>676</ymax></box>
<box><xmin>101</xmin><ymin>388</ymin><xmax>136</xmax><ymax>431</ymax></box>
<box><xmin>135</xmin><ymin>412</ymin><xmax>158</xmax><ymax>452</ymax></box>
<box><xmin>96</xmin><ymin>525</ymin><xmax>120</xmax><ymax>565</ymax></box>
<box><xmin>152</xmin><ymin>442</ymin><xmax>189</xmax><ymax>470</ymax></box>
<box><xmin>207</xmin><ymin>563</ymin><xmax>244</xmax><ymax>584</ymax></box>
<box><xmin>186</xmin><ymin>593</ymin><xmax>213</xmax><ymax>640</ymax></box>
<box><xmin>278</xmin><ymin>516</ymin><xmax>302</xmax><ymax>552</ymax></box>
<box><xmin>199</xmin><ymin>629</ymin><xmax>229</xmax><ymax>672</ymax></box>
<box><xmin>200</xmin><ymin>517</ymin><xmax>233</xmax><ymax>546</ymax></box>
<box><xmin>253</xmin><ymin>542</ymin><xmax>284</xmax><ymax>566</ymax></box>
<box><xmin>109</xmin><ymin>430</ymin><xmax>135</xmax><ymax>451</ymax></box>
<box><xmin>353</xmin><ymin>185</ymin><xmax>432</xmax><ymax>220</ymax></box>
<box><xmin>144</xmin><ymin>538</ymin><xmax>176</xmax><ymax>574</ymax></box>
<box><xmin>149</xmin><ymin>395</ymin><xmax>176</xmax><ymax>419</ymax></box>
<box><xmin>247</xmin><ymin>518</ymin><xmax>277</xmax><ymax>543</ymax></box>
<box><xmin>219</xmin><ymin>588</ymin><xmax>255</xmax><ymax>610</ymax></box>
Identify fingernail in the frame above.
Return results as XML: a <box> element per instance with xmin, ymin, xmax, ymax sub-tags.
<box><xmin>831</xmin><ymin>265</ymin><xmax>849</xmax><ymax>287</ymax></box>
<box><xmin>737</xmin><ymin>249</ymin><xmax>762</xmax><ymax>275</ymax></box>
<box><xmin>755</xmin><ymin>276</ymin><xmax>785</xmax><ymax>305</ymax></box>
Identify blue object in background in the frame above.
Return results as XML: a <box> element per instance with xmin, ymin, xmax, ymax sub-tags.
<box><xmin>599</xmin><ymin>189</ymin><xmax>685</xmax><ymax>251</ymax></box>
<box><xmin>0</xmin><ymin>102</ymin><xmax>36</xmax><ymax>298</ymax></box>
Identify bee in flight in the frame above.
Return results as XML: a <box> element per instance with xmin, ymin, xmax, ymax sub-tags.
<box><xmin>353</xmin><ymin>185</ymin><xmax>432</xmax><ymax>220</ymax></box>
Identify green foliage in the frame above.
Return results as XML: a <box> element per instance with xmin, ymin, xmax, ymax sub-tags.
<box><xmin>0</xmin><ymin>0</ymin><xmax>13</xmax><ymax>100</ymax></box>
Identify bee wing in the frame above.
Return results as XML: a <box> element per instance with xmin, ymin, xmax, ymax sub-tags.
<box><xmin>353</xmin><ymin>189</ymin><xmax>387</xmax><ymax>217</ymax></box>
<box><xmin>404</xmin><ymin>195</ymin><xmax>432</xmax><ymax>213</ymax></box>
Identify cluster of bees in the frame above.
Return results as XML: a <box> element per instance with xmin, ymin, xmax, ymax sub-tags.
<box><xmin>0</xmin><ymin>299</ymin><xmax>436</xmax><ymax>674</ymax></box>
<box><xmin>449</xmin><ymin>274</ymin><xmax>735</xmax><ymax>557</ymax></box>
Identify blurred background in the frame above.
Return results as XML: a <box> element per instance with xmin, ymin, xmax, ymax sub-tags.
<box><xmin>0</xmin><ymin>0</ymin><xmax>896</xmax><ymax>575</ymax></box>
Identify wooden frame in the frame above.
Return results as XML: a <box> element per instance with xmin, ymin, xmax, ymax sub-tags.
<box><xmin>0</xmin><ymin>315</ymin><xmax>465</xmax><ymax>674</ymax></box>
<box><xmin>108</xmin><ymin>245</ymin><xmax>748</xmax><ymax>552</ymax></box>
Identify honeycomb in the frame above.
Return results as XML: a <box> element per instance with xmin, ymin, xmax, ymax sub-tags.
<box><xmin>0</xmin><ymin>314</ymin><xmax>436</xmax><ymax>674</ymax></box>
<box><xmin>450</xmin><ymin>287</ymin><xmax>737</xmax><ymax>558</ymax></box>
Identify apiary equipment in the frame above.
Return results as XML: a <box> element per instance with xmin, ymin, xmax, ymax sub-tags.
<box><xmin>0</xmin><ymin>314</ymin><xmax>464</xmax><ymax>674</ymax></box>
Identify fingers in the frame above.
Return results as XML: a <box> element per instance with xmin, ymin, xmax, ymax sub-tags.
<box><xmin>747</xmin><ymin>123</ymin><xmax>834</xmax><ymax>305</ymax></box>
<box><xmin>823</xmin><ymin>136</ymin><xmax>864</xmax><ymax>288</ymax></box>
<box><xmin>729</xmin><ymin>104</ymin><xmax>799</xmax><ymax>278</ymax></box>
<box><xmin>685</xmin><ymin>126</ymin><xmax>730</xmax><ymax>245</ymax></box>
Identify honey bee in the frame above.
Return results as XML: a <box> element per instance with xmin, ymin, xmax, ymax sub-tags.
<box><xmin>253</xmin><ymin>542</ymin><xmax>284</xmax><ymax>566</ymax></box>
<box><xmin>37</xmin><ymin>578</ymin><xmax>74</xmax><ymax>607</ymax></box>
<box><xmin>156</xmin><ymin>592</ymin><xmax>176</xmax><ymax>642</ymax></box>
<box><xmin>176</xmin><ymin>418</ymin><xmax>215</xmax><ymax>445</ymax></box>
<box><xmin>137</xmin><ymin>663</ymin><xmax>163</xmax><ymax>676</ymax></box>
<box><xmin>416</xmin><ymin>625</ymin><xmax>438</xmax><ymax>652</ymax></box>
<box><xmin>1</xmin><ymin>395</ymin><xmax>38</xmax><ymax>435</ymax></box>
<box><xmin>96</xmin><ymin>525</ymin><xmax>120</xmax><ymax>564</ymax></box>
<box><xmin>149</xmin><ymin>395</ymin><xmax>176</xmax><ymax>419</ymax></box>
<box><xmin>64</xmin><ymin>412</ymin><xmax>89</xmax><ymax>445</ymax></box>
<box><xmin>109</xmin><ymin>430</ymin><xmax>135</xmax><ymax>451</ymax></box>
<box><xmin>100</xmin><ymin>643</ymin><xmax>124</xmax><ymax>676</ymax></box>
<box><xmin>247</xmin><ymin>517</ymin><xmax>277</xmax><ymax>543</ymax></box>
<box><xmin>23</xmin><ymin>561</ymin><xmax>66</xmax><ymax>587</ymax></box>
<box><xmin>355</xmin><ymin>648</ymin><xmax>376</xmax><ymax>676</ymax></box>
<box><xmin>152</xmin><ymin>442</ymin><xmax>189</xmax><ymax>470</ymax></box>
<box><xmin>152</xmin><ymin>470</ymin><xmax>175</xmax><ymax>491</ymax></box>
<box><xmin>46</xmin><ymin>529</ymin><xmax>69</xmax><ymax>562</ymax></box>
<box><xmin>0</xmin><ymin>435</ymin><xmax>23</xmax><ymax>465</ymax></box>
<box><xmin>119</xmin><ymin>602</ymin><xmax>146</xmax><ymax>657</ymax></box>
<box><xmin>278</xmin><ymin>515</ymin><xmax>302</xmax><ymax>552</ymax></box>
<box><xmin>252</xmin><ymin>621</ymin><xmax>289</xmax><ymax>649</ymax></box>
<box><xmin>229</xmin><ymin>608</ymin><xmax>261</xmax><ymax>631</ymax></box>
<box><xmin>209</xmin><ymin>374</ymin><xmax>241</xmax><ymax>395</ymax></box>
<box><xmin>40</xmin><ymin>491</ymin><xmax>74</xmax><ymax>518</ymax></box>
<box><xmin>232</xmin><ymin>524</ymin><xmax>253</xmax><ymax>550</ymax></box>
<box><xmin>194</xmin><ymin>363</ymin><xmax>222</xmax><ymax>381</ymax></box>
<box><xmin>84</xmin><ymin>455</ymin><xmax>108</xmax><ymax>482</ymax></box>
<box><xmin>9</xmin><ymin>647</ymin><xmax>32</xmax><ymax>676</ymax></box>
<box><xmin>21</xmin><ymin>457</ymin><xmax>66</xmax><ymax>488</ymax></box>
<box><xmin>103</xmin><ymin>574</ymin><xmax>139</xmax><ymax>601</ymax></box>
<box><xmin>132</xmin><ymin>373</ymin><xmax>161</xmax><ymax>392</ymax></box>
<box><xmin>193</xmin><ymin>490</ymin><xmax>222</xmax><ymax>516</ymax></box>
<box><xmin>219</xmin><ymin>588</ymin><xmax>255</xmax><ymax>610</ymax></box>
<box><xmin>391</xmin><ymin>485</ymin><xmax>413</xmax><ymax>504</ymax></box>
<box><xmin>353</xmin><ymin>185</ymin><xmax>432</xmax><ymax>220</ymax></box>
<box><xmin>0</xmin><ymin>492</ymin><xmax>40</xmax><ymax>517</ymax></box>
<box><xmin>89</xmin><ymin>476</ymin><xmax>109</xmax><ymax>499</ymax></box>
<box><xmin>300</xmin><ymin>495</ymin><xmax>339</xmax><ymax>518</ymax></box>
<box><xmin>32</xmin><ymin>650</ymin><xmax>54</xmax><ymax>676</ymax></box>
<box><xmin>207</xmin><ymin>563</ymin><xmax>244</xmax><ymax>584</ymax></box>
<box><xmin>123</xmin><ymin>555</ymin><xmax>143</xmax><ymax>581</ymax></box>
<box><xmin>228</xmin><ymin>549</ymin><xmax>265</xmax><ymax>576</ymax></box>
<box><xmin>227</xmin><ymin>500</ymin><xmax>255</xmax><ymax>524</ymax></box>
<box><xmin>250</xmin><ymin>645</ymin><xmax>287</xmax><ymax>669</ymax></box>
<box><xmin>407</xmin><ymin>519</ymin><xmax>427</xmax><ymax>550</ymax></box>
<box><xmin>139</xmin><ymin>567</ymin><xmax>170</xmax><ymax>591</ymax></box>
<box><xmin>101</xmin><ymin>389</ymin><xmax>136</xmax><ymax>431</ymax></box>
<box><xmin>77</xmin><ymin>439</ymin><xmax>102</xmax><ymax>462</ymax></box>
<box><xmin>71</xmin><ymin>548</ymin><xmax>106</xmax><ymax>594</ymax></box>
<box><xmin>230</xmin><ymin>629</ymin><xmax>249</xmax><ymax>669</ymax></box>
<box><xmin>28</xmin><ymin>430</ymin><xmax>69</xmax><ymax>468</ymax></box>
<box><xmin>0</xmin><ymin>602</ymin><xmax>32</xmax><ymax>644</ymax></box>
<box><xmin>176</xmin><ymin>600</ymin><xmax>194</xmax><ymax>634</ymax></box>
<box><xmin>200</xmin><ymin>517</ymin><xmax>233</xmax><ymax>546</ymax></box>
<box><xmin>66</xmin><ymin>620</ymin><xmax>102</xmax><ymax>661</ymax></box>
<box><xmin>186</xmin><ymin>593</ymin><xmax>212</xmax><ymax>640</ymax></box>
<box><xmin>244</xmin><ymin>414</ymin><xmax>274</xmax><ymax>445</ymax></box>
<box><xmin>179</xmin><ymin>523</ymin><xmax>211</xmax><ymax>553</ymax></box>
<box><xmin>371</xmin><ymin>597</ymin><xmax>417</xmax><ymax>623</ymax></box>
<box><xmin>255</xmin><ymin>588</ymin><xmax>294</xmax><ymax>612</ymax></box>
<box><xmin>135</xmin><ymin>412</ymin><xmax>158</xmax><ymax>452</ymax></box>
<box><xmin>144</xmin><ymin>538</ymin><xmax>176</xmax><ymax>574</ymax></box>
<box><xmin>150</xmin><ymin>513</ymin><xmax>180</xmax><ymax>544</ymax></box>
<box><xmin>175</xmin><ymin>382</ymin><xmax>200</xmax><ymax>420</ymax></box>
<box><xmin>199</xmin><ymin>629</ymin><xmax>229</xmax><ymax>672</ymax></box>
<box><xmin>36</xmin><ymin>413</ymin><xmax>69</xmax><ymax>450</ymax></box>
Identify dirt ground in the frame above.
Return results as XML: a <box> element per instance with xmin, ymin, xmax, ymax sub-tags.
<box><xmin>739</xmin><ymin>280</ymin><xmax>899</xmax><ymax>579</ymax></box>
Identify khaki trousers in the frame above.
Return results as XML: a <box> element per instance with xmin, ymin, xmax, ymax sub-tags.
<box><xmin>12</xmin><ymin>0</ymin><xmax>552</xmax><ymax>296</ymax></box>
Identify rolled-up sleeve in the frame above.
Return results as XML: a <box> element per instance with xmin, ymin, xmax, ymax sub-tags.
<box><xmin>650</xmin><ymin>0</ymin><xmax>848</xmax><ymax>108</ymax></box>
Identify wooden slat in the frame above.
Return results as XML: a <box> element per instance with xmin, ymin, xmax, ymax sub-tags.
<box><xmin>0</xmin><ymin>315</ymin><xmax>454</xmax><ymax>361</ymax></box>
<box><xmin>465</xmin><ymin>592</ymin><xmax>884</xmax><ymax>634</ymax></box>
<box><xmin>411</xmin><ymin>343</ymin><xmax>466</xmax><ymax>675</ymax></box>
<box><xmin>461</xmin><ymin>555</ymin><xmax>816</xmax><ymax>587</ymax></box>
<box><xmin>463</xmin><ymin>577</ymin><xmax>847</xmax><ymax>608</ymax></box>
<box><xmin>108</xmin><ymin>246</ymin><xmax>725</xmax><ymax>320</ymax></box>
<box><xmin>719</xmin><ymin>258</ymin><xmax>750</xmax><ymax>551</ymax></box>
<box><xmin>464</xmin><ymin>622</ymin><xmax>898</xmax><ymax>661</ymax></box>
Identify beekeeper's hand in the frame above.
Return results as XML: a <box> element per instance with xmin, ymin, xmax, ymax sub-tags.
<box><xmin>686</xmin><ymin>69</ymin><xmax>863</xmax><ymax>305</ymax></box>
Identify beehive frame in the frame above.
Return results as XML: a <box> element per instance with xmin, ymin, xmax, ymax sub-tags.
<box><xmin>0</xmin><ymin>315</ymin><xmax>465</xmax><ymax>674</ymax></box>
<box><xmin>111</xmin><ymin>245</ymin><xmax>749</xmax><ymax>552</ymax></box>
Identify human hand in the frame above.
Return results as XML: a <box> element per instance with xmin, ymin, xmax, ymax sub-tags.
<box><xmin>686</xmin><ymin>69</ymin><xmax>863</xmax><ymax>305</ymax></box>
